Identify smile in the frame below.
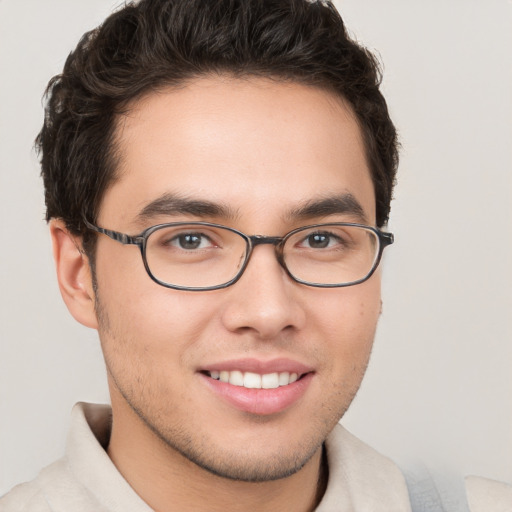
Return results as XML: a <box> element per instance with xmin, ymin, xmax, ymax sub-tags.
<box><xmin>207</xmin><ymin>370</ymin><xmax>300</xmax><ymax>389</ymax></box>
<box><xmin>200</xmin><ymin>358</ymin><xmax>314</xmax><ymax>414</ymax></box>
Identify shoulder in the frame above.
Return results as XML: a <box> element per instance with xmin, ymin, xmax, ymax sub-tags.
<box><xmin>0</xmin><ymin>458</ymin><xmax>104</xmax><ymax>512</ymax></box>
<box><xmin>1</xmin><ymin>481</ymin><xmax>50</xmax><ymax>512</ymax></box>
<box><xmin>318</xmin><ymin>423</ymin><xmax>411</xmax><ymax>511</ymax></box>
<box><xmin>466</xmin><ymin>475</ymin><xmax>512</xmax><ymax>512</ymax></box>
<box><xmin>327</xmin><ymin>423</ymin><xmax>406</xmax><ymax>477</ymax></box>
<box><xmin>0</xmin><ymin>459</ymin><xmax>65</xmax><ymax>512</ymax></box>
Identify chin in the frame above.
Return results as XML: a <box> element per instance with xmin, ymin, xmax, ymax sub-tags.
<box><xmin>170</xmin><ymin>439</ymin><xmax>322</xmax><ymax>482</ymax></box>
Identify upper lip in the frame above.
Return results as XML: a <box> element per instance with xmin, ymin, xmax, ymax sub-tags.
<box><xmin>200</xmin><ymin>357</ymin><xmax>314</xmax><ymax>375</ymax></box>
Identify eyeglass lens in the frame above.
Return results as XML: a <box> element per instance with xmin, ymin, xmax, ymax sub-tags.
<box><xmin>144</xmin><ymin>224</ymin><xmax>380</xmax><ymax>289</ymax></box>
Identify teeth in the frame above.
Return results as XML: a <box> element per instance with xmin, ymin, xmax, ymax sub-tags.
<box><xmin>208</xmin><ymin>370</ymin><xmax>301</xmax><ymax>389</ymax></box>
<box><xmin>229</xmin><ymin>370</ymin><xmax>244</xmax><ymax>386</ymax></box>
<box><xmin>278</xmin><ymin>372</ymin><xmax>290</xmax><ymax>386</ymax></box>
<box><xmin>243</xmin><ymin>372</ymin><xmax>261</xmax><ymax>389</ymax></box>
<box><xmin>261</xmin><ymin>373</ymin><xmax>279</xmax><ymax>389</ymax></box>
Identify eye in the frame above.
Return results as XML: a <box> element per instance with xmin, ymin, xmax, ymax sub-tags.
<box><xmin>169</xmin><ymin>232</ymin><xmax>215</xmax><ymax>250</ymax></box>
<box><xmin>300</xmin><ymin>231</ymin><xmax>343</xmax><ymax>249</ymax></box>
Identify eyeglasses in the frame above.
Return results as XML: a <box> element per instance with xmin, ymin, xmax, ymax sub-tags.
<box><xmin>84</xmin><ymin>219</ymin><xmax>394</xmax><ymax>291</ymax></box>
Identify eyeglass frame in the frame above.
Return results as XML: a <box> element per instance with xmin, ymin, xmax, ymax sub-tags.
<box><xmin>83</xmin><ymin>218</ymin><xmax>394</xmax><ymax>291</ymax></box>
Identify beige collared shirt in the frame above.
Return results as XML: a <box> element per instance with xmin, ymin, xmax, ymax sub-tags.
<box><xmin>1</xmin><ymin>403</ymin><xmax>510</xmax><ymax>511</ymax></box>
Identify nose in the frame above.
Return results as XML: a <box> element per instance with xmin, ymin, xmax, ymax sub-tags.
<box><xmin>220</xmin><ymin>244</ymin><xmax>306</xmax><ymax>340</ymax></box>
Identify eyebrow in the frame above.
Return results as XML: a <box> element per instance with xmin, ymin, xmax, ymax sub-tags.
<box><xmin>136</xmin><ymin>193</ymin><xmax>240</xmax><ymax>222</ymax></box>
<box><xmin>286</xmin><ymin>194</ymin><xmax>368</xmax><ymax>223</ymax></box>
<box><xmin>135</xmin><ymin>191</ymin><xmax>368</xmax><ymax>225</ymax></box>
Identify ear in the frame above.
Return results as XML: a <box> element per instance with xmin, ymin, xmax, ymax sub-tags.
<box><xmin>50</xmin><ymin>219</ymin><xmax>98</xmax><ymax>329</ymax></box>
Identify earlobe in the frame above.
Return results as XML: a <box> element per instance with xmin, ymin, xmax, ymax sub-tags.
<box><xmin>50</xmin><ymin>219</ymin><xmax>98</xmax><ymax>329</ymax></box>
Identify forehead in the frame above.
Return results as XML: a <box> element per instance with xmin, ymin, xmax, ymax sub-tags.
<box><xmin>101</xmin><ymin>76</ymin><xmax>375</xmax><ymax>228</ymax></box>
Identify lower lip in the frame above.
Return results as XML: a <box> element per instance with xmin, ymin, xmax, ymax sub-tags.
<box><xmin>200</xmin><ymin>372</ymin><xmax>314</xmax><ymax>415</ymax></box>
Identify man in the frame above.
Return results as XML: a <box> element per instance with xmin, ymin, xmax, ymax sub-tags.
<box><xmin>1</xmin><ymin>0</ymin><xmax>510</xmax><ymax>511</ymax></box>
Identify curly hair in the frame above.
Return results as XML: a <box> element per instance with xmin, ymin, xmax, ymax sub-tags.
<box><xmin>37</xmin><ymin>0</ymin><xmax>398</xmax><ymax>257</ymax></box>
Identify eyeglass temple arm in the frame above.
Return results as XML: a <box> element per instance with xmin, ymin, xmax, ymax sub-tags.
<box><xmin>83</xmin><ymin>219</ymin><xmax>142</xmax><ymax>246</ymax></box>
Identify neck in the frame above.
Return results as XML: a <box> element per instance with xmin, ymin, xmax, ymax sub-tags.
<box><xmin>107</xmin><ymin>397</ymin><xmax>327</xmax><ymax>512</ymax></box>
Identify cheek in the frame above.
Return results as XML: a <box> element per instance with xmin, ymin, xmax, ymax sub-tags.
<box><xmin>94</xmin><ymin>240</ymin><xmax>210</xmax><ymax>333</ymax></box>
<box><xmin>314</xmin><ymin>277</ymin><xmax>381</xmax><ymax>368</ymax></box>
<box><xmin>94</xmin><ymin>248</ymin><xmax>224</xmax><ymax>372</ymax></box>
<box><xmin>318</xmin><ymin>274</ymin><xmax>381</xmax><ymax>331</ymax></box>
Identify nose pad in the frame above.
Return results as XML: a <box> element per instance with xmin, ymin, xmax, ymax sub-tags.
<box><xmin>220</xmin><ymin>245</ymin><xmax>306</xmax><ymax>339</ymax></box>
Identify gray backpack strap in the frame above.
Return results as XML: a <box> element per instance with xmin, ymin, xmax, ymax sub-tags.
<box><xmin>402</xmin><ymin>464</ymin><xmax>471</xmax><ymax>512</ymax></box>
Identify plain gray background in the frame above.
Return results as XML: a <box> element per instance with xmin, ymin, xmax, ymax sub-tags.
<box><xmin>1</xmin><ymin>0</ymin><xmax>511</xmax><ymax>494</ymax></box>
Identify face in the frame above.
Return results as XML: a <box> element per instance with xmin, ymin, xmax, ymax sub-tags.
<box><xmin>93</xmin><ymin>76</ymin><xmax>381</xmax><ymax>481</ymax></box>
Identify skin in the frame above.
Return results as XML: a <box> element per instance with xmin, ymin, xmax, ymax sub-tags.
<box><xmin>51</xmin><ymin>76</ymin><xmax>382</xmax><ymax>512</ymax></box>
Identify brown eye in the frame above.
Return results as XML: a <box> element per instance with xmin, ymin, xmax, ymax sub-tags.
<box><xmin>177</xmin><ymin>234</ymin><xmax>203</xmax><ymax>249</ymax></box>
<box><xmin>165</xmin><ymin>232</ymin><xmax>214</xmax><ymax>250</ymax></box>
<box><xmin>306</xmin><ymin>233</ymin><xmax>330</xmax><ymax>248</ymax></box>
<box><xmin>301</xmin><ymin>231</ymin><xmax>344</xmax><ymax>249</ymax></box>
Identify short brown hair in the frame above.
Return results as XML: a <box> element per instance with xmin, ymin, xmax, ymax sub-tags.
<box><xmin>38</xmin><ymin>0</ymin><xmax>398</xmax><ymax>255</ymax></box>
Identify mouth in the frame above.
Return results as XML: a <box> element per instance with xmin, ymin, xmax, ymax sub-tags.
<box><xmin>199</xmin><ymin>359</ymin><xmax>314</xmax><ymax>415</ymax></box>
<box><xmin>203</xmin><ymin>370</ymin><xmax>303</xmax><ymax>389</ymax></box>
